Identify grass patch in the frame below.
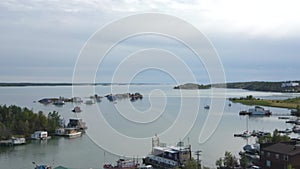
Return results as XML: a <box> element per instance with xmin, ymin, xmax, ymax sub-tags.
<box><xmin>230</xmin><ymin>96</ymin><xmax>300</xmax><ymax>109</ymax></box>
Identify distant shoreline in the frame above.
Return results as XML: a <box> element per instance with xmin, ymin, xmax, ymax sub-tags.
<box><xmin>174</xmin><ymin>81</ymin><xmax>300</xmax><ymax>93</ymax></box>
<box><xmin>0</xmin><ymin>82</ymin><xmax>172</xmax><ymax>87</ymax></box>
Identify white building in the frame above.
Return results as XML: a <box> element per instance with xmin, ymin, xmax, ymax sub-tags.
<box><xmin>281</xmin><ymin>81</ymin><xmax>299</xmax><ymax>88</ymax></box>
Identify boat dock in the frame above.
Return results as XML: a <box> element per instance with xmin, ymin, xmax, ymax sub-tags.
<box><xmin>0</xmin><ymin>140</ymin><xmax>13</xmax><ymax>146</ymax></box>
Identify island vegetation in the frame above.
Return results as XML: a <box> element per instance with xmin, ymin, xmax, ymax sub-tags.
<box><xmin>0</xmin><ymin>105</ymin><xmax>60</xmax><ymax>140</ymax></box>
<box><xmin>174</xmin><ymin>83</ymin><xmax>211</xmax><ymax>90</ymax></box>
<box><xmin>212</xmin><ymin>81</ymin><xmax>300</xmax><ymax>93</ymax></box>
<box><xmin>174</xmin><ymin>81</ymin><xmax>300</xmax><ymax>93</ymax></box>
<box><xmin>229</xmin><ymin>95</ymin><xmax>300</xmax><ymax>113</ymax></box>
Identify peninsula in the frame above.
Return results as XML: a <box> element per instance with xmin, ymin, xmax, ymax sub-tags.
<box><xmin>230</xmin><ymin>95</ymin><xmax>300</xmax><ymax>113</ymax></box>
<box><xmin>174</xmin><ymin>81</ymin><xmax>300</xmax><ymax>93</ymax></box>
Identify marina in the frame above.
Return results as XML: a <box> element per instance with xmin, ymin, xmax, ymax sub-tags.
<box><xmin>0</xmin><ymin>85</ymin><xmax>300</xmax><ymax>168</ymax></box>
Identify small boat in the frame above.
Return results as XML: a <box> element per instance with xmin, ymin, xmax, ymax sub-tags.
<box><xmin>64</xmin><ymin>128</ymin><xmax>82</xmax><ymax>138</ymax></box>
<box><xmin>239</xmin><ymin>110</ymin><xmax>250</xmax><ymax>115</ymax></box>
<box><xmin>103</xmin><ymin>159</ymin><xmax>138</xmax><ymax>169</ymax></box>
<box><xmin>34</xmin><ymin>165</ymin><xmax>52</xmax><ymax>169</ymax></box>
<box><xmin>137</xmin><ymin>165</ymin><xmax>153</xmax><ymax>169</ymax></box>
<box><xmin>204</xmin><ymin>105</ymin><xmax>210</xmax><ymax>109</ymax></box>
<box><xmin>234</xmin><ymin>131</ymin><xmax>251</xmax><ymax>138</ymax></box>
<box><xmin>33</xmin><ymin>162</ymin><xmax>52</xmax><ymax>169</ymax></box>
<box><xmin>278</xmin><ymin>116</ymin><xmax>290</xmax><ymax>120</ymax></box>
<box><xmin>72</xmin><ymin>97</ymin><xmax>83</xmax><ymax>103</ymax></box>
<box><xmin>278</xmin><ymin>128</ymin><xmax>293</xmax><ymax>134</ymax></box>
<box><xmin>243</xmin><ymin>143</ymin><xmax>260</xmax><ymax>154</ymax></box>
<box><xmin>293</xmin><ymin>125</ymin><xmax>300</xmax><ymax>133</ymax></box>
<box><xmin>72</xmin><ymin>106</ymin><xmax>81</xmax><ymax>113</ymax></box>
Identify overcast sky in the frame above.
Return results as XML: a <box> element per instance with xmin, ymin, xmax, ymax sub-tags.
<box><xmin>1</xmin><ymin>0</ymin><xmax>299</xmax><ymax>83</ymax></box>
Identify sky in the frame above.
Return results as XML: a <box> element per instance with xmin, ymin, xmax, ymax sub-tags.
<box><xmin>0</xmin><ymin>0</ymin><xmax>300</xmax><ymax>83</ymax></box>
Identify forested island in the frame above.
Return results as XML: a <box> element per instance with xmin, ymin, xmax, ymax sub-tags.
<box><xmin>173</xmin><ymin>83</ymin><xmax>210</xmax><ymax>89</ymax></box>
<box><xmin>174</xmin><ymin>81</ymin><xmax>300</xmax><ymax>93</ymax></box>
<box><xmin>0</xmin><ymin>105</ymin><xmax>60</xmax><ymax>140</ymax></box>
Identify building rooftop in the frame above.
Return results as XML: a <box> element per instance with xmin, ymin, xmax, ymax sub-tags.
<box><xmin>153</xmin><ymin>145</ymin><xmax>190</xmax><ymax>154</ymax></box>
<box><xmin>262</xmin><ymin>142</ymin><xmax>300</xmax><ymax>156</ymax></box>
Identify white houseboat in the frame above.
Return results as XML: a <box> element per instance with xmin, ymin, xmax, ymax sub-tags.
<box><xmin>143</xmin><ymin>135</ymin><xmax>192</xmax><ymax>169</ymax></box>
<box><xmin>248</xmin><ymin>106</ymin><xmax>272</xmax><ymax>116</ymax></box>
<box><xmin>31</xmin><ymin>131</ymin><xmax>50</xmax><ymax>140</ymax></box>
<box><xmin>11</xmin><ymin>137</ymin><xmax>26</xmax><ymax>145</ymax></box>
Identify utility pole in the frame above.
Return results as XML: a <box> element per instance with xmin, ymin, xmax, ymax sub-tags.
<box><xmin>195</xmin><ymin>150</ymin><xmax>202</xmax><ymax>169</ymax></box>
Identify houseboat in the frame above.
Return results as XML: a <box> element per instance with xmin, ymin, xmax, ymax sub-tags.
<box><xmin>142</xmin><ymin>135</ymin><xmax>192</xmax><ymax>169</ymax></box>
<box><xmin>64</xmin><ymin>128</ymin><xmax>82</xmax><ymax>138</ymax></box>
<box><xmin>103</xmin><ymin>159</ymin><xmax>139</xmax><ymax>169</ymax></box>
<box><xmin>67</xmin><ymin>118</ymin><xmax>87</xmax><ymax>131</ymax></box>
<box><xmin>11</xmin><ymin>137</ymin><xmax>26</xmax><ymax>145</ymax></box>
<box><xmin>137</xmin><ymin>165</ymin><xmax>153</xmax><ymax>169</ymax></box>
<box><xmin>31</xmin><ymin>131</ymin><xmax>50</xmax><ymax>140</ymax></box>
<box><xmin>85</xmin><ymin>99</ymin><xmax>95</xmax><ymax>105</ymax></box>
<box><xmin>53</xmin><ymin>99</ymin><xmax>65</xmax><ymax>106</ymax></box>
<box><xmin>55</xmin><ymin>128</ymin><xmax>82</xmax><ymax>138</ymax></box>
<box><xmin>248</xmin><ymin>106</ymin><xmax>272</xmax><ymax>116</ymax></box>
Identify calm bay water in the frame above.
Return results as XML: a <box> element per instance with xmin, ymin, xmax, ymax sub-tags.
<box><xmin>0</xmin><ymin>85</ymin><xmax>299</xmax><ymax>169</ymax></box>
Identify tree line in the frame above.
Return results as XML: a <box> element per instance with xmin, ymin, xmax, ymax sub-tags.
<box><xmin>0</xmin><ymin>105</ymin><xmax>60</xmax><ymax>140</ymax></box>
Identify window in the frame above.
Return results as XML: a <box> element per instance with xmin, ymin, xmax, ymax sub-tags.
<box><xmin>266</xmin><ymin>160</ymin><xmax>271</xmax><ymax>168</ymax></box>
<box><xmin>283</xmin><ymin>155</ymin><xmax>289</xmax><ymax>161</ymax></box>
<box><xmin>275</xmin><ymin>154</ymin><xmax>279</xmax><ymax>159</ymax></box>
<box><xmin>267</xmin><ymin>152</ymin><xmax>270</xmax><ymax>157</ymax></box>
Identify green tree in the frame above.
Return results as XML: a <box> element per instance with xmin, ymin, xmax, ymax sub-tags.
<box><xmin>287</xmin><ymin>164</ymin><xmax>294</xmax><ymax>169</ymax></box>
<box><xmin>47</xmin><ymin>111</ymin><xmax>60</xmax><ymax>133</ymax></box>
<box><xmin>0</xmin><ymin>105</ymin><xmax>61</xmax><ymax>140</ymax></box>
<box><xmin>239</xmin><ymin>153</ymin><xmax>249</xmax><ymax>169</ymax></box>
<box><xmin>185</xmin><ymin>159</ymin><xmax>197</xmax><ymax>169</ymax></box>
<box><xmin>223</xmin><ymin>151</ymin><xmax>238</xmax><ymax>168</ymax></box>
<box><xmin>295</xmin><ymin>105</ymin><xmax>300</xmax><ymax>117</ymax></box>
<box><xmin>258</xmin><ymin>129</ymin><xmax>290</xmax><ymax>144</ymax></box>
<box><xmin>215</xmin><ymin>158</ymin><xmax>223</xmax><ymax>168</ymax></box>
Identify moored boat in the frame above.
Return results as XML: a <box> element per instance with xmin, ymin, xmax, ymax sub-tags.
<box><xmin>11</xmin><ymin>137</ymin><xmax>26</xmax><ymax>145</ymax></box>
<box><xmin>239</xmin><ymin>106</ymin><xmax>272</xmax><ymax>116</ymax></box>
<box><xmin>31</xmin><ymin>131</ymin><xmax>50</xmax><ymax>140</ymax></box>
<box><xmin>142</xmin><ymin>135</ymin><xmax>192</xmax><ymax>169</ymax></box>
<box><xmin>65</xmin><ymin>129</ymin><xmax>82</xmax><ymax>138</ymax></box>
<box><xmin>204</xmin><ymin>105</ymin><xmax>210</xmax><ymax>109</ymax></box>
<box><xmin>85</xmin><ymin>99</ymin><xmax>95</xmax><ymax>105</ymax></box>
<box><xmin>103</xmin><ymin>159</ymin><xmax>139</xmax><ymax>169</ymax></box>
<box><xmin>234</xmin><ymin>131</ymin><xmax>251</xmax><ymax>138</ymax></box>
<box><xmin>248</xmin><ymin>106</ymin><xmax>272</xmax><ymax>116</ymax></box>
<box><xmin>293</xmin><ymin>125</ymin><xmax>300</xmax><ymax>133</ymax></box>
<box><xmin>72</xmin><ymin>106</ymin><xmax>81</xmax><ymax>113</ymax></box>
<box><xmin>53</xmin><ymin>99</ymin><xmax>65</xmax><ymax>106</ymax></box>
